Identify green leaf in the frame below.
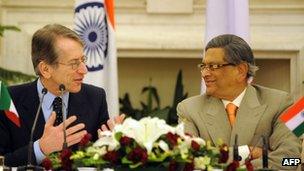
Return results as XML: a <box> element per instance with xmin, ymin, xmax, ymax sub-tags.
<box><xmin>129</xmin><ymin>162</ymin><xmax>143</xmax><ymax>169</ymax></box>
<box><xmin>150</xmin><ymin>88</ymin><xmax>160</xmax><ymax>108</ymax></box>
<box><xmin>115</xmin><ymin>132</ymin><xmax>123</xmax><ymax>141</ymax></box>
<box><xmin>148</xmin><ymin>151</ymin><xmax>170</xmax><ymax>162</ymax></box>
<box><xmin>149</xmin><ymin>107</ymin><xmax>170</xmax><ymax>121</ymax></box>
<box><xmin>0</xmin><ymin>67</ymin><xmax>36</xmax><ymax>86</ymax></box>
<box><xmin>0</xmin><ymin>24</ymin><xmax>21</xmax><ymax>37</ymax></box>
<box><xmin>118</xmin><ymin>70</ymin><xmax>188</xmax><ymax>125</ymax></box>
<box><xmin>121</xmin><ymin>156</ymin><xmax>133</xmax><ymax>164</ymax></box>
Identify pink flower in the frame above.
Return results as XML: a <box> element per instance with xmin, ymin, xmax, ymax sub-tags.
<box><xmin>191</xmin><ymin>140</ymin><xmax>200</xmax><ymax>151</ymax></box>
<box><xmin>41</xmin><ymin>157</ymin><xmax>52</xmax><ymax>170</ymax></box>
<box><xmin>103</xmin><ymin>150</ymin><xmax>119</xmax><ymax>164</ymax></box>
<box><xmin>120</xmin><ymin>136</ymin><xmax>132</xmax><ymax>147</ymax></box>
<box><xmin>127</xmin><ymin>146</ymin><xmax>148</xmax><ymax>164</ymax></box>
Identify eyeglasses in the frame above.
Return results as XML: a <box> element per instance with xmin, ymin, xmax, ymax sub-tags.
<box><xmin>197</xmin><ymin>63</ymin><xmax>235</xmax><ymax>71</ymax></box>
<box><xmin>56</xmin><ymin>56</ymin><xmax>87</xmax><ymax>70</ymax></box>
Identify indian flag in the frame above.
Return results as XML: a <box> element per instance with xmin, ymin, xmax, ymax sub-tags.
<box><xmin>74</xmin><ymin>0</ymin><xmax>119</xmax><ymax>117</ymax></box>
<box><xmin>280</xmin><ymin>97</ymin><xmax>304</xmax><ymax>137</ymax></box>
<box><xmin>0</xmin><ymin>81</ymin><xmax>21</xmax><ymax>127</ymax></box>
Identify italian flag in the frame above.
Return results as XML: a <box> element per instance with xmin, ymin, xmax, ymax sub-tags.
<box><xmin>0</xmin><ymin>81</ymin><xmax>21</xmax><ymax>127</ymax></box>
<box><xmin>280</xmin><ymin>97</ymin><xmax>304</xmax><ymax>137</ymax></box>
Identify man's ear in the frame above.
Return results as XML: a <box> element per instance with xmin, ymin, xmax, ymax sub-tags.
<box><xmin>237</xmin><ymin>63</ymin><xmax>248</xmax><ymax>81</ymax></box>
<box><xmin>38</xmin><ymin>61</ymin><xmax>52</xmax><ymax>79</ymax></box>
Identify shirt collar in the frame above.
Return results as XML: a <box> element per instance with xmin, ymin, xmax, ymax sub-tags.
<box><xmin>222</xmin><ymin>87</ymin><xmax>247</xmax><ymax>108</ymax></box>
<box><xmin>37</xmin><ymin>79</ymin><xmax>69</xmax><ymax>110</ymax></box>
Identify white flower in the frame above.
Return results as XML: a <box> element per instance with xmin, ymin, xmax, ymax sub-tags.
<box><xmin>102</xmin><ymin>169</ymin><xmax>114</xmax><ymax>171</ymax></box>
<box><xmin>86</xmin><ymin>146</ymin><xmax>107</xmax><ymax>157</ymax></box>
<box><xmin>183</xmin><ymin>135</ymin><xmax>206</xmax><ymax>149</ymax></box>
<box><xmin>158</xmin><ymin>140</ymin><xmax>169</xmax><ymax>152</ymax></box>
<box><xmin>194</xmin><ymin>156</ymin><xmax>211</xmax><ymax>170</ymax></box>
<box><xmin>94</xmin><ymin>131</ymin><xmax>119</xmax><ymax>151</ymax></box>
<box><xmin>114</xmin><ymin>117</ymin><xmax>174</xmax><ymax>153</ymax></box>
<box><xmin>173</xmin><ymin>123</ymin><xmax>186</xmax><ymax>137</ymax></box>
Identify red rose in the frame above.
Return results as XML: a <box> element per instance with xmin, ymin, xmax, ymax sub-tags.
<box><xmin>191</xmin><ymin>140</ymin><xmax>200</xmax><ymax>151</ymax></box>
<box><xmin>79</xmin><ymin>133</ymin><xmax>92</xmax><ymax>147</ymax></box>
<box><xmin>103</xmin><ymin>150</ymin><xmax>119</xmax><ymax>164</ymax></box>
<box><xmin>120</xmin><ymin>136</ymin><xmax>132</xmax><ymax>146</ymax></box>
<box><xmin>166</xmin><ymin>132</ymin><xmax>179</xmax><ymax>147</ymax></box>
<box><xmin>183</xmin><ymin>162</ymin><xmax>194</xmax><ymax>171</ymax></box>
<box><xmin>219</xmin><ymin>144</ymin><xmax>229</xmax><ymax>163</ymax></box>
<box><xmin>226</xmin><ymin>160</ymin><xmax>240</xmax><ymax>171</ymax></box>
<box><xmin>245</xmin><ymin>158</ymin><xmax>254</xmax><ymax>171</ymax></box>
<box><xmin>60</xmin><ymin>148</ymin><xmax>72</xmax><ymax>171</ymax></box>
<box><xmin>168</xmin><ymin>160</ymin><xmax>177</xmax><ymax>171</ymax></box>
<box><xmin>41</xmin><ymin>157</ymin><xmax>52</xmax><ymax>170</ymax></box>
<box><xmin>127</xmin><ymin>146</ymin><xmax>148</xmax><ymax>164</ymax></box>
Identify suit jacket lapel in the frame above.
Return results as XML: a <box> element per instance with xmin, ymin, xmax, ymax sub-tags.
<box><xmin>68</xmin><ymin>92</ymin><xmax>88</xmax><ymax>126</ymax></box>
<box><xmin>230</xmin><ymin>85</ymin><xmax>267</xmax><ymax>145</ymax></box>
<box><xmin>203</xmin><ymin>96</ymin><xmax>232</xmax><ymax>145</ymax></box>
<box><xmin>18</xmin><ymin>81</ymin><xmax>45</xmax><ymax>140</ymax></box>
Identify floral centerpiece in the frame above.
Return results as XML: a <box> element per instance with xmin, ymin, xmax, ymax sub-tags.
<box><xmin>43</xmin><ymin>117</ymin><xmax>231</xmax><ymax>171</ymax></box>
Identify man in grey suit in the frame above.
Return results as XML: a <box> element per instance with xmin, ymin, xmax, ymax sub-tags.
<box><xmin>177</xmin><ymin>34</ymin><xmax>301</xmax><ymax>170</ymax></box>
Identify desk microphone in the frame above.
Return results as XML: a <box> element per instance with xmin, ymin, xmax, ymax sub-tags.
<box><xmin>255</xmin><ymin>136</ymin><xmax>277</xmax><ymax>171</ymax></box>
<box><xmin>59</xmin><ymin>84</ymin><xmax>68</xmax><ymax>149</ymax></box>
<box><xmin>262</xmin><ymin>135</ymin><xmax>268</xmax><ymax>168</ymax></box>
<box><xmin>233</xmin><ymin>134</ymin><xmax>242</xmax><ymax>161</ymax></box>
<box><xmin>17</xmin><ymin>88</ymin><xmax>47</xmax><ymax>171</ymax></box>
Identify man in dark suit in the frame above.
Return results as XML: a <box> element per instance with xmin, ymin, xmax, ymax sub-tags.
<box><xmin>0</xmin><ymin>24</ymin><xmax>124</xmax><ymax>166</ymax></box>
<box><xmin>177</xmin><ymin>34</ymin><xmax>301</xmax><ymax>170</ymax></box>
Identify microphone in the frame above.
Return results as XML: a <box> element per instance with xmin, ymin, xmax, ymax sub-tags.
<box><xmin>17</xmin><ymin>88</ymin><xmax>47</xmax><ymax>171</ymax></box>
<box><xmin>59</xmin><ymin>84</ymin><xmax>68</xmax><ymax>150</ymax></box>
<box><xmin>233</xmin><ymin>134</ymin><xmax>242</xmax><ymax>161</ymax></box>
<box><xmin>262</xmin><ymin>135</ymin><xmax>268</xmax><ymax>168</ymax></box>
<box><xmin>253</xmin><ymin>136</ymin><xmax>277</xmax><ymax>171</ymax></box>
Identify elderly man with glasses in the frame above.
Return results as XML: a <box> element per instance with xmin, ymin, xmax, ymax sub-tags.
<box><xmin>0</xmin><ymin>24</ymin><xmax>124</xmax><ymax>167</ymax></box>
<box><xmin>177</xmin><ymin>34</ymin><xmax>301</xmax><ymax>170</ymax></box>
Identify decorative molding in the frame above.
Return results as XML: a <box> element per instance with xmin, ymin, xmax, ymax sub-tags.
<box><xmin>146</xmin><ymin>0</ymin><xmax>193</xmax><ymax>14</ymax></box>
<box><xmin>1</xmin><ymin>0</ymin><xmax>74</xmax><ymax>8</ymax></box>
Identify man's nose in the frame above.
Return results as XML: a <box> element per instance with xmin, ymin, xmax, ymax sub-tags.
<box><xmin>77</xmin><ymin>62</ymin><xmax>88</xmax><ymax>74</ymax></box>
<box><xmin>201</xmin><ymin>68</ymin><xmax>211</xmax><ymax>77</ymax></box>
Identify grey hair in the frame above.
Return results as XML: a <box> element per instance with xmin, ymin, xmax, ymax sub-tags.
<box><xmin>205</xmin><ymin>34</ymin><xmax>259</xmax><ymax>78</ymax></box>
<box><xmin>31</xmin><ymin>24</ymin><xmax>84</xmax><ymax>75</ymax></box>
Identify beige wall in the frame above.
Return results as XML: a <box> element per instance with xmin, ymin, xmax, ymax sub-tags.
<box><xmin>118</xmin><ymin>58</ymin><xmax>201</xmax><ymax>108</ymax></box>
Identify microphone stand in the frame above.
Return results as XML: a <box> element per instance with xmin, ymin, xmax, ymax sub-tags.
<box><xmin>17</xmin><ymin>88</ymin><xmax>47</xmax><ymax>171</ymax></box>
<box><xmin>59</xmin><ymin>84</ymin><xmax>68</xmax><ymax>150</ymax></box>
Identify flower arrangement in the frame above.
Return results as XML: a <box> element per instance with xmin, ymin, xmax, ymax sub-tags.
<box><xmin>43</xmin><ymin>117</ymin><xmax>231</xmax><ymax>171</ymax></box>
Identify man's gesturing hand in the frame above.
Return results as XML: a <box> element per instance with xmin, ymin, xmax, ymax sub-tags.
<box><xmin>39</xmin><ymin>112</ymin><xmax>87</xmax><ymax>155</ymax></box>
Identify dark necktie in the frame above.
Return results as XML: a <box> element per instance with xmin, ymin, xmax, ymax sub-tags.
<box><xmin>53</xmin><ymin>97</ymin><xmax>63</xmax><ymax>126</ymax></box>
